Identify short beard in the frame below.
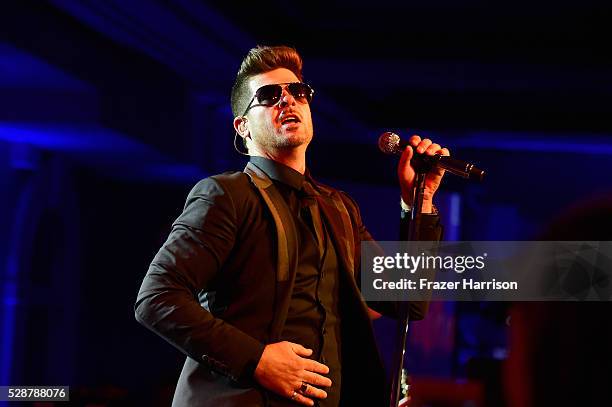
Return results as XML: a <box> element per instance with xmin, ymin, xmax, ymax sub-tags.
<box><xmin>251</xmin><ymin>123</ymin><xmax>312</xmax><ymax>151</ymax></box>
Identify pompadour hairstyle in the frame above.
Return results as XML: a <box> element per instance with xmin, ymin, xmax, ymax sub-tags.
<box><xmin>230</xmin><ymin>45</ymin><xmax>304</xmax><ymax>117</ymax></box>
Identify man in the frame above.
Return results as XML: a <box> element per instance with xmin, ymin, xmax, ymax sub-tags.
<box><xmin>135</xmin><ymin>45</ymin><xmax>448</xmax><ymax>407</ymax></box>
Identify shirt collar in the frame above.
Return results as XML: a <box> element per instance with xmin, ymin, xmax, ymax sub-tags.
<box><xmin>249</xmin><ymin>156</ymin><xmax>305</xmax><ymax>191</ymax></box>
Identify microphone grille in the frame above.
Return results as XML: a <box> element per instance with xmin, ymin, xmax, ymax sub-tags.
<box><xmin>378</xmin><ymin>132</ymin><xmax>401</xmax><ymax>155</ymax></box>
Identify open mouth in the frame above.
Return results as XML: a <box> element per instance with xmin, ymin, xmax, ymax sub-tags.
<box><xmin>280</xmin><ymin>114</ymin><xmax>301</xmax><ymax>126</ymax></box>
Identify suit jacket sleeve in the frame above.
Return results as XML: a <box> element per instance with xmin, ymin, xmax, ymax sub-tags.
<box><xmin>339</xmin><ymin>192</ymin><xmax>443</xmax><ymax>320</ymax></box>
<box><xmin>134</xmin><ymin>177</ymin><xmax>264</xmax><ymax>383</ymax></box>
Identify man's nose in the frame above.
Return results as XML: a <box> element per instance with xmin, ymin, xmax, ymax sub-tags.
<box><xmin>278</xmin><ymin>88</ymin><xmax>296</xmax><ymax>107</ymax></box>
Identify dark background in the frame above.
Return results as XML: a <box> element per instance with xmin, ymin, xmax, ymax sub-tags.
<box><xmin>1</xmin><ymin>1</ymin><xmax>611</xmax><ymax>405</ymax></box>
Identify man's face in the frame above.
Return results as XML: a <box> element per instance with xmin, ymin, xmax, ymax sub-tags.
<box><xmin>242</xmin><ymin>68</ymin><xmax>314</xmax><ymax>153</ymax></box>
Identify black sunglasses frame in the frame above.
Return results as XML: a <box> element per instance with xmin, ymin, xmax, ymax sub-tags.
<box><xmin>241</xmin><ymin>82</ymin><xmax>314</xmax><ymax>116</ymax></box>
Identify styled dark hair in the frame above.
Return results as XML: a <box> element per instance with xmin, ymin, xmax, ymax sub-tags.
<box><xmin>230</xmin><ymin>45</ymin><xmax>304</xmax><ymax>117</ymax></box>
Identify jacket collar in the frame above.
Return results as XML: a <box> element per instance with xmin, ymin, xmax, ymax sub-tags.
<box><xmin>244</xmin><ymin>161</ymin><xmax>355</xmax><ymax>276</ymax></box>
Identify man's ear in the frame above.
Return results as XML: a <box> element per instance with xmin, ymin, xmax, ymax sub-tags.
<box><xmin>233</xmin><ymin>116</ymin><xmax>250</xmax><ymax>138</ymax></box>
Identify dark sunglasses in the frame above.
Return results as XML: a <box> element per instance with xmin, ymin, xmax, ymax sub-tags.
<box><xmin>242</xmin><ymin>82</ymin><xmax>314</xmax><ymax>116</ymax></box>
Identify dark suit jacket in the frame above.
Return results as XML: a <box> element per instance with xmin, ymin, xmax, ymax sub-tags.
<box><xmin>135</xmin><ymin>162</ymin><xmax>442</xmax><ymax>406</ymax></box>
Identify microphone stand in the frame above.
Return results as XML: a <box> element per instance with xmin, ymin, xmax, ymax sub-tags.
<box><xmin>389</xmin><ymin>163</ymin><xmax>429</xmax><ymax>407</ymax></box>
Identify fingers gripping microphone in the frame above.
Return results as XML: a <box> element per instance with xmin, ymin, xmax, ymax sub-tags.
<box><xmin>378</xmin><ymin>132</ymin><xmax>485</xmax><ymax>182</ymax></box>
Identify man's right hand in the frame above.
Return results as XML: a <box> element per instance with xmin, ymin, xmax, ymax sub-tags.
<box><xmin>253</xmin><ymin>341</ymin><xmax>332</xmax><ymax>406</ymax></box>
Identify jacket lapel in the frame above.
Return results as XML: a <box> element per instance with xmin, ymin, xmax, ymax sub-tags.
<box><xmin>306</xmin><ymin>183</ymin><xmax>356</xmax><ymax>276</ymax></box>
<box><xmin>245</xmin><ymin>162</ymin><xmax>356</xmax><ymax>279</ymax></box>
<box><xmin>243</xmin><ymin>162</ymin><xmax>299</xmax><ymax>341</ymax></box>
<box><xmin>243</xmin><ymin>162</ymin><xmax>298</xmax><ymax>282</ymax></box>
<box><xmin>244</xmin><ymin>162</ymin><xmax>359</xmax><ymax>340</ymax></box>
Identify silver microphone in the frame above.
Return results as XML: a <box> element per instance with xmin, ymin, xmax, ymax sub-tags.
<box><xmin>378</xmin><ymin>132</ymin><xmax>485</xmax><ymax>182</ymax></box>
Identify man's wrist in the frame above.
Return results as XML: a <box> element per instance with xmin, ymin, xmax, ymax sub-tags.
<box><xmin>400</xmin><ymin>197</ymin><xmax>438</xmax><ymax>215</ymax></box>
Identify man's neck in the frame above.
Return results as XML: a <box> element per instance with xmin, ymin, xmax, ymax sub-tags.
<box><xmin>250</xmin><ymin>147</ymin><xmax>307</xmax><ymax>174</ymax></box>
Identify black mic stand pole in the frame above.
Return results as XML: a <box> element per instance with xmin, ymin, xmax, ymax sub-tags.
<box><xmin>389</xmin><ymin>162</ymin><xmax>429</xmax><ymax>407</ymax></box>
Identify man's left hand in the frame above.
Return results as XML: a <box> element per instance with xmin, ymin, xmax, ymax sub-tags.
<box><xmin>398</xmin><ymin>135</ymin><xmax>450</xmax><ymax>214</ymax></box>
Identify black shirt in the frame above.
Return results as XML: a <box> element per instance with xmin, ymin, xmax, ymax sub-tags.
<box><xmin>250</xmin><ymin>157</ymin><xmax>342</xmax><ymax>407</ymax></box>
